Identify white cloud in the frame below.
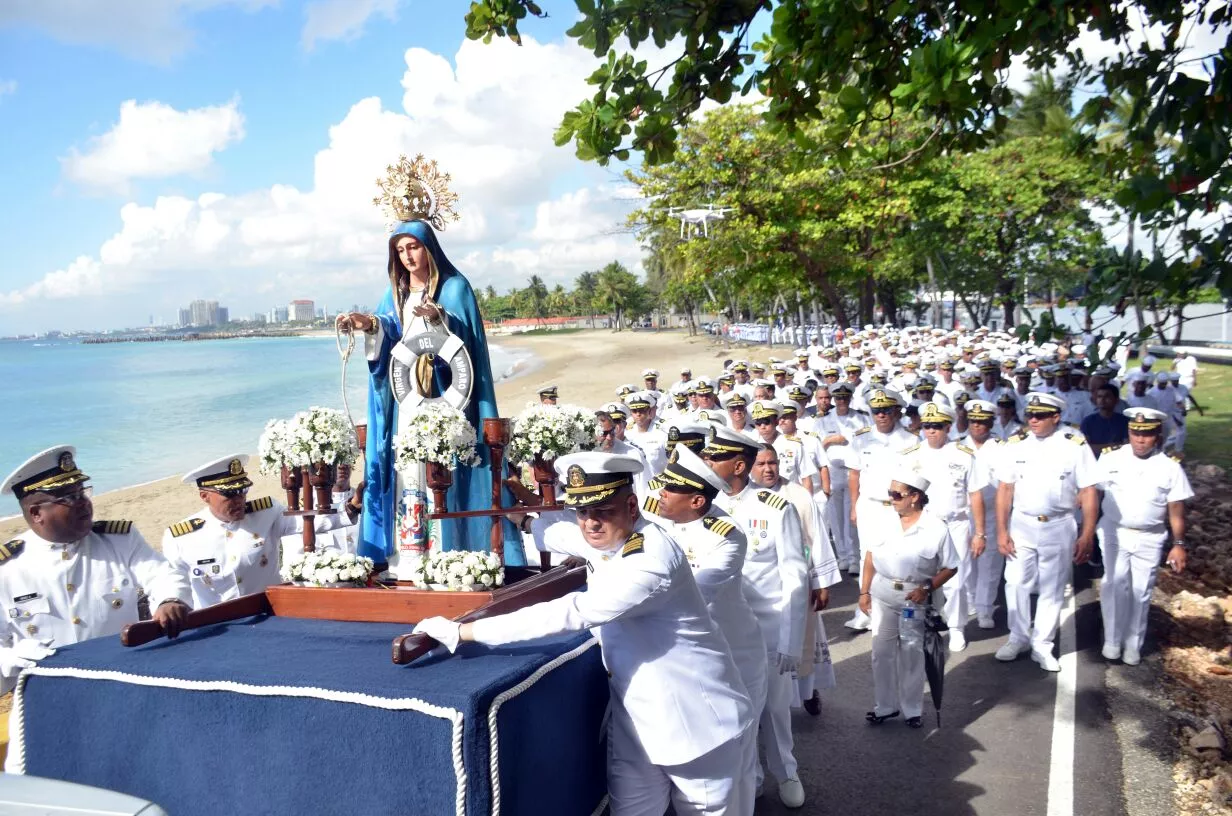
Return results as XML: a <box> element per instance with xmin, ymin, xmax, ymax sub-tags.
<box><xmin>0</xmin><ymin>0</ymin><xmax>276</xmax><ymax>63</ymax></box>
<box><xmin>0</xmin><ymin>79</ymin><xmax>15</xmax><ymax>100</ymax></box>
<box><xmin>302</xmin><ymin>0</ymin><xmax>399</xmax><ymax>50</ymax></box>
<box><xmin>2</xmin><ymin>35</ymin><xmax>652</xmax><ymax>326</ymax></box>
<box><xmin>61</xmin><ymin>99</ymin><xmax>246</xmax><ymax>193</ymax></box>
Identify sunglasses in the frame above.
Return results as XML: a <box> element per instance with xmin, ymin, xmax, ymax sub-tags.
<box><xmin>30</xmin><ymin>486</ymin><xmax>94</xmax><ymax>508</ymax></box>
<box><xmin>888</xmin><ymin>490</ymin><xmax>913</xmax><ymax>501</ymax></box>
<box><xmin>753</xmin><ymin>418</ymin><xmax>777</xmax><ymax>425</ymax></box>
<box><xmin>205</xmin><ymin>486</ymin><xmax>250</xmax><ymax>498</ymax></box>
<box><xmin>870</xmin><ymin>407</ymin><xmax>894</xmax><ymax>415</ymax></box>
<box><xmin>921</xmin><ymin>423</ymin><xmax>948</xmax><ymax>430</ymax></box>
<box><xmin>1026</xmin><ymin>412</ymin><xmax>1058</xmax><ymax>420</ymax></box>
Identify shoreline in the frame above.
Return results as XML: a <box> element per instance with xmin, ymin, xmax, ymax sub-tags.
<box><xmin>1</xmin><ymin>329</ymin><xmax>769</xmax><ymax>543</ymax></box>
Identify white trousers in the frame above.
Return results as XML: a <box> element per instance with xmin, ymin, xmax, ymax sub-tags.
<box><xmin>940</xmin><ymin>516</ymin><xmax>972</xmax><ymax>632</ymax></box>
<box><xmin>869</xmin><ymin>575</ymin><xmax>926</xmax><ymax>718</ymax></box>
<box><xmin>754</xmin><ymin>656</ymin><xmax>798</xmax><ymax>788</ymax></box>
<box><xmin>608</xmin><ymin>714</ymin><xmax>749</xmax><ymax>816</ymax></box>
<box><xmin>826</xmin><ymin>482</ymin><xmax>855</xmax><ymax>566</ymax></box>
<box><xmin>1098</xmin><ymin>525</ymin><xmax>1167</xmax><ymax>653</ymax></box>
<box><xmin>972</xmin><ymin>506</ymin><xmax>1003</xmax><ymax>615</ymax></box>
<box><xmin>1003</xmin><ymin>514</ymin><xmax>1076</xmax><ymax>651</ymax></box>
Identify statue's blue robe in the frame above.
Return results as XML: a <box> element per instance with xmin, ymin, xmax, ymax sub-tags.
<box><xmin>359</xmin><ymin>220</ymin><xmax>523</xmax><ymax>565</ymax></box>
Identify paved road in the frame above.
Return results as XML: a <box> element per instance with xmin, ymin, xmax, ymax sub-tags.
<box><xmin>754</xmin><ymin>569</ymin><xmax>1133</xmax><ymax>816</ymax></box>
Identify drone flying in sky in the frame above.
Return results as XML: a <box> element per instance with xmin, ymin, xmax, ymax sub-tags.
<box><xmin>668</xmin><ymin>203</ymin><xmax>733</xmax><ymax>238</ymax></box>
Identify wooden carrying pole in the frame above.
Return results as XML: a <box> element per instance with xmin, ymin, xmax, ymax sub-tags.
<box><xmin>391</xmin><ymin>563</ymin><xmax>587</xmax><ymax>664</ymax></box>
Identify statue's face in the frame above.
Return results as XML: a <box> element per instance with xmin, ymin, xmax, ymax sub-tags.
<box><xmin>395</xmin><ymin>235</ymin><xmax>430</xmax><ymax>280</ymax></box>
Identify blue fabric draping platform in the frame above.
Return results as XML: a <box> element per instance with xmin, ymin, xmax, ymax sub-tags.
<box><xmin>9</xmin><ymin>615</ymin><xmax>609</xmax><ymax>816</ymax></box>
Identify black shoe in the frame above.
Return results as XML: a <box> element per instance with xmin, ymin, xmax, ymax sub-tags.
<box><xmin>803</xmin><ymin>690</ymin><xmax>821</xmax><ymax>716</ymax></box>
<box><xmin>866</xmin><ymin>710</ymin><xmax>900</xmax><ymax>725</ymax></box>
<box><xmin>906</xmin><ymin>716</ymin><xmax>923</xmax><ymax>729</ymax></box>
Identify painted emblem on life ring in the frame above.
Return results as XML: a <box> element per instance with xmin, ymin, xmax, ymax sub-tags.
<box><xmin>389</xmin><ymin>330</ymin><xmax>474</xmax><ymax>410</ymax></box>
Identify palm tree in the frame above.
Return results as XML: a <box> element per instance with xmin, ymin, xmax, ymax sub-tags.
<box><xmin>1005</xmin><ymin>70</ymin><xmax>1078</xmax><ymax>140</ymax></box>
<box><xmin>574</xmin><ymin>270</ymin><xmax>599</xmax><ymax>327</ymax></box>
<box><xmin>524</xmin><ymin>275</ymin><xmax>549</xmax><ymax>323</ymax></box>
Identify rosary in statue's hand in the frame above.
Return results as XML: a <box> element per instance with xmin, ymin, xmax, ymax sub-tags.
<box><xmin>336</xmin><ymin>312</ymin><xmax>376</xmax><ymax>334</ymax></box>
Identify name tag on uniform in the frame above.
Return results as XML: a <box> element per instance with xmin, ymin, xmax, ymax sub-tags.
<box><xmin>196</xmin><ymin>558</ymin><xmax>217</xmax><ymax>565</ymax></box>
<box><xmin>13</xmin><ymin>592</ymin><xmax>39</xmax><ymax>604</ymax></box>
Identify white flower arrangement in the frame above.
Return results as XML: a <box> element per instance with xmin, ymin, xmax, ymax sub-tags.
<box><xmin>258</xmin><ymin>418</ymin><xmax>291</xmax><ymax>475</ymax></box>
<box><xmin>506</xmin><ymin>403</ymin><xmax>597</xmax><ymax>464</ymax></box>
<box><xmin>393</xmin><ymin>404</ymin><xmax>481</xmax><ymax>472</ymax></box>
<box><xmin>261</xmin><ymin>407</ymin><xmax>360</xmax><ymax>471</ymax></box>
<box><xmin>281</xmin><ymin>550</ymin><xmax>375</xmax><ymax>587</ymax></box>
<box><xmin>408</xmin><ymin>550</ymin><xmax>504</xmax><ymax>591</ymax></box>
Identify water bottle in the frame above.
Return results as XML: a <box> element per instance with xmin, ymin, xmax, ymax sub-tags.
<box><xmin>900</xmin><ymin>600</ymin><xmax>925</xmax><ymax>649</ymax></box>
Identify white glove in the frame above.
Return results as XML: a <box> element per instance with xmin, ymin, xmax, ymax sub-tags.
<box><xmin>0</xmin><ymin>638</ymin><xmax>56</xmax><ymax>675</ymax></box>
<box><xmin>413</xmin><ymin>617</ymin><xmax>461</xmax><ymax>654</ymax></box>
<box><xmin>775</xmin><ymin>652</ymin><xmax>800</xmax><ymax>676</ymax></box>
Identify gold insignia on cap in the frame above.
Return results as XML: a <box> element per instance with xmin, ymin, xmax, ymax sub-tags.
<box><xmin>229</xmin><ymin>459</ymin><xmax>243</xmax><ymax>475</ymax></box>
<box><xmin>668</xmin><ymin>427</ymin><xmax>680</xmax><ymax>441</ymax></box>
<box><xmin>1135</xmin><ymin>413</ymin><xmax>1145</xmax><ymax>423</ymax></box>
<box><xmin>567</xmin><ymin>465</ymin><xmax>586</xmax><ymax>489</ymax></box>
<box><xmin>58</xmin><ymin>452</ymin><xmax>74</xmax><ymax>471</ymax></box>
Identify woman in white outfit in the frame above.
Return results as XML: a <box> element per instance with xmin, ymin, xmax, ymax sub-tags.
<box><xmin>857</xmin><ymin>473</ymin><xmax>959</xmax><ymax>728</ymax></box>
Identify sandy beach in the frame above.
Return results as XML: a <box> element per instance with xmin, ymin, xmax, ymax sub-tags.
<box><xmin>1</xmin><ymin>329</ymin><xmax>772</xmax><ymax>545</ymax></box>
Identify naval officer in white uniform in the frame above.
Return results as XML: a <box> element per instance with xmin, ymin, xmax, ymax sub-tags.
<box><xmin>995</xmin><ymin>392</ymin><xmax>1099</xmax><ymax>672</ymax></box>
<box><xmin>0</xmin><ymin>446</ymin><xmax>192</xmax><ymax>698</ymax></box>
<box><xmin>415</xmin><ymin>453</ymin><xmax>754</xmax><ymax>816</ymax></box>
<box><xmin>1095</xmin><ymin>408</ymin><xmax>1193</xmax><ymax>665</ymax></box>
<box><xmin>702</xmin><ymin>425</ymin><xmax>808</xmax><ymax>810</ymax></box>
<box><xmin>643</xmin><ymin>445</ymin><xmax>768</xmax><ymax>816</ymax></box>
<box><xmin>162</xmin><ymin>455</ymin><xmax>351</xmax><ymax>609</ymax></box>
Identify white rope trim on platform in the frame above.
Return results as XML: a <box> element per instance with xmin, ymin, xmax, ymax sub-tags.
<box><xmin>8</xmin><ymin>666</ymin><xmax>469</xmax><ymax>816</ymax></box>
<box><xmin>486</xmin><ymin>636</ymin><xmax>603</xmax><ymax>816</ymax></box>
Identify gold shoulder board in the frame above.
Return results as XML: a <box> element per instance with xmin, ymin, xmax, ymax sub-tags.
<box><xmin>1009</xmin><ymin>432</ymin><xmax>1027</xmax><ymax>444</ymax></box>
<box><xmin>702</xmin><ymin>516</ymin><xmax>735</xmax><ymax>537</ymax></box>
<box><xmin>1068</xmin><ymin>433</ymin><xmax>1086</xmax><ymax>445</ymax></box>
<box><xmin>245</xmin><ymin>496</ymin><xmax>274</xmax><ymax>513</ymax></box>
<box><xmin>853</xmin><ymin>427</ymin><xmax>872</xmax><ymax>436</ymax></box>
<box><xmin>621</xmin><ymin>533</ymin><xmax>645</xmax><ymax>558</ymax></box>
<box><xmin>0</xmin><ymin>539</ymin><xmax>25</xmax><ymax>563</ymax></box>
<box><xmin>92</xmin><ymin>520</ymin><xmax>133</xmax><ymax>535</ymax></box>
<box><xmin>168</xmin><ymin>518</ymin><xmax>207</xmax><ymax>538</ymax></box>
<box><xmin>1169</xmin><ymin>452</ymin><xmax>1184</xmax><ymax>462</ymax></box>
<box><xmin>956</xmin><ymin>443</ymin><xmax>974</xmax><ymax>455</ymax></box>
<box><xmin>757</xmin><ymin>490</ymin><xmax>788</xmax><ymax>511</ymax></box>
<box><xmin>642</xmin><ymin>496</ymin><xmax>661</xmax><ymax>515</ymax></box>
<box><xmin>901</xmin><ymin>443</ymin><xmax>921</xmax><ymax>454</ymax></box>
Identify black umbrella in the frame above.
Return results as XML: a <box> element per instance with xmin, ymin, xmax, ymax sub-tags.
<box><xmin>922</xmin><ymin>603</ymin><xmax>948</xmax><ymax>727</ymax></box>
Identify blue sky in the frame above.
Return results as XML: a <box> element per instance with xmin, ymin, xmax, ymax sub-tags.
<box><xmin>0</xmin><ymin>0</ymin><xmax>675</xmax><ymax>334</ymax></box>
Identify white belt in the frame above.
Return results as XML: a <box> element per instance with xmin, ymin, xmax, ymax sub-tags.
<box><xmin>1015</xmin><ymin>509</ymin><xmax>1073</xmax><ymax>523</ymax></box>
<box><xmin>875</xmin><ymin>574</ymin><xmax>922</xmax><ymax>591</ymax></box>
<box><xmin>1119</xmin><ymin>523</ymin><xmax>1166</xmax><ymax>534</ymax></box>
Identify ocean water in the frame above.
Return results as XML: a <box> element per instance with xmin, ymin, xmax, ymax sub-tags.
<box><xmin>0</xmin><ymin>336</ymin><xmax>530</xmax><ymax>516</ymax></box>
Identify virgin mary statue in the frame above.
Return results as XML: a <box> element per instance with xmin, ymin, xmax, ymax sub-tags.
<box><xmin>338</xmin><ymin>155</ymin><xmax>523</xmax><ymax>567</ymax></box>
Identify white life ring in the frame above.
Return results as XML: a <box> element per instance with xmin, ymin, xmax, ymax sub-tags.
<box><xmin>389</xmin><ymin>330</ymin><xmax>474</xmax><ymax>410</ymax></box>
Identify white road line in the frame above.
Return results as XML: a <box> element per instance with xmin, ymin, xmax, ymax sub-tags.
<box><xmin>1047</xmin><ymin>586</ymin><xmax>1078</xmax><ymax>816</ymax></box>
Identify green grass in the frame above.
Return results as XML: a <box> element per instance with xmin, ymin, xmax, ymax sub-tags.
<box><xmin>1182</xmin><ymin>360</ymin><xmax>1232</xmax><ymax>470</ymax></box>
<box><xmin>513</xmin><ymin>326</ymin><xmax>592</xmax><ymax>336</ymax></box>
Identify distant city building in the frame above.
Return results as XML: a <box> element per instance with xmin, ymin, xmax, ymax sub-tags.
<box><xmin>267</xmin><ymin>306</ymin><xmax>289</xmax><ymax>324</ymax></box>
<box><xmin>217</xmin><ymin>307</ymin><xmax>229</xmax><ymax>325</ymax></box>
<box><xmin>178</xmin><ymin>308</ymin><xmax>191</xmax><ymax>328</ymax></box>
<box><xmin>315</xmin><ymin>307</ymin><xmax>326</xmax><ymax>320</ymax></box>
<box><xmin>188</xmin><ymin>300</ymin><xmax>220</xmax><ymax>327</ymax></box>
<box><xmin>289</xmin><ymin>299</ymin><xmax>315</xmax><ymax>322</ymax></box>
<box><xmin>251</xmin><ymin>313</ymin><xmax>267</xmax><ymax>325</ymax></box>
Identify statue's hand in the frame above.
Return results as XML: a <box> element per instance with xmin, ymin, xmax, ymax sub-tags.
<box><xmin>337</xmin><ymin>312</ymin><xmax>374</xmax><ymax>333</ymax></box>
<box><xmin>412</xmin><ymin>299</ymin><xmax>445</xmax><ymax>323</ymax></box>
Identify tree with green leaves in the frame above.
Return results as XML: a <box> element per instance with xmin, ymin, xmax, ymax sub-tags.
<box><xmin>467</xmin><ymin>0</ymin><xmax>1230</xmax><ymax>310</ymax></box>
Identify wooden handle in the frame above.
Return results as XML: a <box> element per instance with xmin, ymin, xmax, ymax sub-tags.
<box><xmin>120</xmin><ymin>592</ymin><xmax>273</xmax><ymax>647</ymax></box>
<box><xmin>391</xmin><ymin>564</ymin><xmax>587</xmax><ymax>664</ymax></box>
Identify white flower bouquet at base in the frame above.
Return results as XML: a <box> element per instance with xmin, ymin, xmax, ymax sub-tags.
<box><xmin>393</xmin><ymin>404</ymin><xmax>481</xmax><ymax>472</ymax></box>
<box><xmin>284</xmin><ymin>406</ymin><xmax>361</xmax><ymax>467</ymax></box>
<box><xmin>257</xmin><ymin>418</ymin><xmax>291</xmax><ymax>475</ymax></box>
<box><xmin>281</xmin><ymin>551</ymin><xmax>375</xmax><ymax>587</ymax></box>
<box><xmin>409</xmin><ymin>550</ymin><xmax>504</xmax><ymax>591</ymax></box>
<box><xmin>506</xmin><ymin>403</ymin><xmax>597</xmax><ymax>464</ymax></box>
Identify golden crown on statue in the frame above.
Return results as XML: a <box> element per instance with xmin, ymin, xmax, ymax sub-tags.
<box><xmin>373</xmin><ymin>154</ymin><xmax>461</xmax><ymax>231</ymax></box>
